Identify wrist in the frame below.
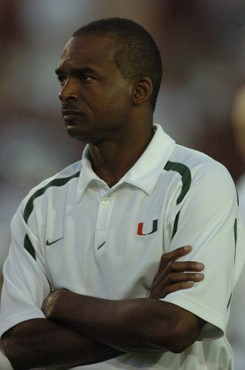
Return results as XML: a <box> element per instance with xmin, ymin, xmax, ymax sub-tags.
<box><xmin>43</xmin><ymin>288</ymin><xmax>72</xmax><ymax>321</ymax></box>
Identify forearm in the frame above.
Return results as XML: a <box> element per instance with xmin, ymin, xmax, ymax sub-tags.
<box><xmin>42</xmin><ymin>250</ymin><xmax>205</xmax><ymax>354</ymax></box>
<box><xmin>71</xmin><ymin>295</ymin><xmax>170</xmax><ymax>353</ymax></box>
<box><xmin>44</xmin><ymin>291</ymin><xmax>179</xmax><ymax>353</ymax></box>
<box><xmin>2</xmin><ymin>318</ymin><xmax>122</xmax><ymax>370</ymax></box>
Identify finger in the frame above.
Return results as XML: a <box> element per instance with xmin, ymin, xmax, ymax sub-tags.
<box><xmin>160</xmin><ymin>245</ymin><xmax>192</xmax><ymax>267</ymax></box>
<box><xmin>168</xmin><ymin>261</ymin><xmax>205</xmax><ymax>272</ymax></box>
<box><xmin>163</xmin><ymin>281</ymin><xmax>195</xmax><ymax>297</ymax></box>
<box><xmin>166</xmin><ymin>272</ymin><xmax>204</xmax><ymax>284</ymax></box>
<box><xmin>152</xmin><ymin>264</ymin><xmax>204</xmax><ymax>286</ymax></box>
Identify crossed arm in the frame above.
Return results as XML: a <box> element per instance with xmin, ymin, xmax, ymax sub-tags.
<box><xmin>2</xmin><ymin>246</ymin><xmax>205</xmax><ymax>370</ymax></box>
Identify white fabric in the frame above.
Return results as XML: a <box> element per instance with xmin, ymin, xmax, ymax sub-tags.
<box><xmin>0</xmin><ymin>124</ymin><xmax>244</xmax><ymax>370</ymax></box>
<box><xmin>227</xmin><ymin>173</ymin><xmax>245</xmax><ymax>370</ymax></box>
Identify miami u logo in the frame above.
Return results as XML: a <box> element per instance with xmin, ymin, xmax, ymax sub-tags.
<box><xmin>137</xmin><ymin>219</ymin><xmax>158</xmax><ymax>236</ymax></box>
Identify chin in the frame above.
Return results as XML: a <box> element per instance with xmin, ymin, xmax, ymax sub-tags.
<box><xmin>66</xmin><ymin>124</ymin><xmax>108</xmax><ymax>145</ymax></box>
<box><xmin>66</xmin><ymin>129</ymin><xmax>94</xmax><ymax>144</ymax></box>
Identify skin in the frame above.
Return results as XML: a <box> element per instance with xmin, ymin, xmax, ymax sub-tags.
<box><xmin>2</xmin><ymin>35</ymin><xmax>205</xmax><ymax>369</ymax></box>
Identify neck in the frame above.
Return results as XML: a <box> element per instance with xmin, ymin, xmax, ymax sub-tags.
<box><xmin>89</xmin><ymin>124</ymin><xmax>155</xmax><ymax>187</ymax></box>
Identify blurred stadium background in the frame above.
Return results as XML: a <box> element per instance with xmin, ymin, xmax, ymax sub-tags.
<box><xmin>0</xmin><ymin>1</ymin><xmax>244</xmax><ymax>369</ymax></box>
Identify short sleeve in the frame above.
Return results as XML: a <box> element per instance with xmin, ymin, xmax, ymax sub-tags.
<box><xmin>162</xmin><ymin>161</ymin><xmax>245</xmax><ymax>340</ymax></box>
<box><xmin>0</xmin><ymin>200</ymin><xmax>50</xmax><ymax>339</ymax></box>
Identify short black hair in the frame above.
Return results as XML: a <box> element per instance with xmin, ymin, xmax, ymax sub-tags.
<box><xmin>73</xmin><ymin>18</ymin><xmax>162</xmax><ymax>110</ymax></box>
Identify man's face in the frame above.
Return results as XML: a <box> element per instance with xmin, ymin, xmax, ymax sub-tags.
<box><xmin>56</xmin><ymin>35</ymin><xmax>134</xmax><ymax>144</ymax></box>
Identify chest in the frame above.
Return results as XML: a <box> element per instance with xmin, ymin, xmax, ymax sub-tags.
<box><xmin>41</xmin><ymin>186</ymin><xmax>172</xmax><ymax>298</ymax></box>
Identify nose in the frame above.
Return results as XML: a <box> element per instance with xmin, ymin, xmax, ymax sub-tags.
<box><xmin>59</xmin><ymin>79</ymin><xmax>79</xmax><ymax>102</ymax></box>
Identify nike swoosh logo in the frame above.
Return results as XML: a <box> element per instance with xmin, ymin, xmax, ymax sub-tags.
<box><xmin>46</xmin><ymin>237</ymin><xmax>64</xmax><ymax>246</ymax></box>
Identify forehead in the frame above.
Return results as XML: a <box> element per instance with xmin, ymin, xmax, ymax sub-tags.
<box><xmin>58</xmin><ymin>35</ymin><xmax>117</xmax><ymax>70</ymax></box>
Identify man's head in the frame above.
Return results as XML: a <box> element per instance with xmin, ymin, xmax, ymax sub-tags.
<box><xmin>72</xmin><ymin>18</ymin><xmax>162</xmax><ymax>110</ymax></box>
<box><xmin>56</xmin><ymin>18</ymin><xmax>162</xmax><ymax>144</ymax></box>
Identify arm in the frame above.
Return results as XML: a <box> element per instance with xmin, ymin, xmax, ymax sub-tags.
<box><xmin>162</xmin><ymin>160</ymin><xmax>243</xmax><ymax>341</ymax></box>
<box><xmin>2</xmin><ymin>319</ymin><xmax>122</xmax><ymax>370</ymax></box>
<box><xmin>42</xmin><ymin>246</ymin><xmax>205</xmax><ymax>354</ymax></box>
<box><xmin>43</xmin><ymin>292</ymin><xmax>205</xmax><ymax>354</ymax></box>
<box><xmin>3</xmin><ymin>246</ymin><xmax>204</xmax><ymax>369</ymax></box>
<box><xmin>0</xmin><ymin>209</ymin><xmax>122</xmax><ymax>370</ymax></box>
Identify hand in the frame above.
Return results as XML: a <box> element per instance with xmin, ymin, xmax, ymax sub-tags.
<box><xmin>149</xmin><ymin>245</ymin><xmax>204</xmax><ymax>299</ymax></box>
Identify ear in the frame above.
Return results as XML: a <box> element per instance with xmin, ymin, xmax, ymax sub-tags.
<box><xmin>132</xmin><ymin>77</ymin><xmax>153</xmax><ymax>106</ymax></box>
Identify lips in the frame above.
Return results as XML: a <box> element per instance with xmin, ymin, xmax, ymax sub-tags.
<box><xmin>62</xmin><ymin>109</ymin><xmax>82</xmax><ymax>123</ymax></box>
<box><xmin>62</xmin><ymin>109</ymin><xmax>81</xmax><ymax>116</ymax></box>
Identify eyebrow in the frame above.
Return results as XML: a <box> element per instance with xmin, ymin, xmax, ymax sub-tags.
<box><xmin>55</xmin><ymin>66</ymin><xmax>96</xmax><ymax>77</ymax></box>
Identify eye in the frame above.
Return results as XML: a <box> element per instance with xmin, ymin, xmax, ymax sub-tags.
<box><xmin>80</xmin><ymin>74</ymin><xmax>93</xmax><ymax>82</ymax></box>
<box><xmin>57</xmin><ymin>75</ymin><xmax>66</xmax><ymax>86</ymax></box>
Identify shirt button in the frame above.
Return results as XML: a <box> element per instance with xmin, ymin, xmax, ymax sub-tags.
<box><xmin>102</xmin><ymin>198</ymin><xmax>110</xmax><ymax>205</ymax></box>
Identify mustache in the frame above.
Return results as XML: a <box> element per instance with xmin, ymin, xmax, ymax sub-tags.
<box><xmin>61</xmin><ymin>103</ymin><xmax>84</xmax><ymax>116</ymax></box>
<box><xmin>61</xmin><ymin>102</ymin><xmax>79</xmax><ymax>111</ymax></box>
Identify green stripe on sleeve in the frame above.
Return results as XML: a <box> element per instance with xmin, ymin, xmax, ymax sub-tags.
<box><xmin>164</xmin><ymin>161</ymin><xmax>192</xmax><ymax>205</ymax></box>
<box><xmin>234</xmin><ymin>218</ymin><xmax>237</xmax><ymax>262</ymax></box>
<box><xmin>164</xmin><ymin>161</ymin><xmax>191</xmax><ymax>239</ymax></box>
<box><xmin>227</xmin><ymin>293</ymin><xmax>232</xmax><ymax>309</ymax></box>
<box><xmin>23</xmin><ymin>171</ymin><xmax>80</xmax><ymax>223</ymax></box>
<box><xmin>227</xmin><ymin>219</ymin><xmax>238</xmax><ymax>308</ymax></box>
<box><xmin>172</xmin><ymin>211</ymin><xmax>180</xmax><ymax>239</ymax></box>
<box><xmin>23</xmin><ymin>171</ymin><xmax>80</xmax><ymax>259</ymax></box>
<box><xmin>24</xmin><ymin>234</ymin><xmax>36</xmax><ymax>260</ymax></box>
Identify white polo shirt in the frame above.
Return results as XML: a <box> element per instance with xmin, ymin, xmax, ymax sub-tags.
<box><xmin>1</xmin><ymin>124</ymin><xmax>244</xmax><ymax>370</ymax></box>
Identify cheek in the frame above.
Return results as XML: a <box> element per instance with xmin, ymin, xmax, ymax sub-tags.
<box><xmin>83</xmin><ymin>82</ymin><xmax>132</xmax><ymax>123</ymax></box>
<box><xmin>105</xmin><ymin>88</ymin><xmax>132</xmax><ymax>114</ymax></box>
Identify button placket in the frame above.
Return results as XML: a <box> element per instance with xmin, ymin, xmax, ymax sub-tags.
<box><xmin>94</xmin><ymin>193</ymin><xmax>114</xmax><ymax>251</ymax></box>
<box><xmin>102</xmin><ymin>197</ymin><xmax>110</xmax><ymax>205</ymax></box>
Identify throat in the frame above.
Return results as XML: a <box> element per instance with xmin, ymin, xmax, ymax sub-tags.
<box><xmin>92</xmin><ymin>164</ymin><xmax>126</xmax><ymax>187</ymax></box>
<box><xmin>88</xmin><ymin>148</ymin><xmax>130</xmax><ymax>187</ymax></box>
<box><xmin>88</xmin><ymin>128</ymin><xmax>154</xmax><ymax>187</ymax></box>
<box><xmin>101</xmin><ymin>175</ymin><xmax>121</xmax><ymax>188</ymax></box>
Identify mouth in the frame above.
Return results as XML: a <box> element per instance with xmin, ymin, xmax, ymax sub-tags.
<box><xmin>62</xmin><ymin>109</ymin><xmax>82</xmax><ymax>122</ymax></box>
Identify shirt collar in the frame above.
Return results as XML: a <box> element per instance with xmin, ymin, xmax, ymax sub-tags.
<box><xmin>76</xmin><ymin>124</ymin><xmax>175</xmax><ymax>201</ymax></box>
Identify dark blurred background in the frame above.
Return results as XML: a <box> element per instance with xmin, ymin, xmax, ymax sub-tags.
<box><xmin>0</xmin><ymin>1</ymin><xmax>244</xmax><ymax>369</ymax></box>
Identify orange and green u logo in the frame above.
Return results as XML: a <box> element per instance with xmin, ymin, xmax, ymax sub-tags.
<box><xmin>137</xmin><ymin>219</ymin><xmax>158</xmax><ymax>235</ymax></box>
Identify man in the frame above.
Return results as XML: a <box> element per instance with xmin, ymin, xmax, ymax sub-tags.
<box><xmin>0</xmin><ymin>18</ymin><xmax>244</xmax><ymax>370</ymax></box>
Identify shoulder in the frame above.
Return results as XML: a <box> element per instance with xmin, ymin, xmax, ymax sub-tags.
<box><xmin>18</xmin><ymin>160</ymin><xmax>82</xmax><ymax>222</ymax></box>
<box><xmin>26</xmin><ymin>159</ymin><xmax>81</xmax><ymax>197</ymax></box>
<box><xmin>163</xmin><ymin>144</ymin><xmax>237</xmax><ymax>208</ymax></box>
<box><xmin>168</xmin><ymin>144</ymin><xmax>234</xmax><ymax>185</ymax></box>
